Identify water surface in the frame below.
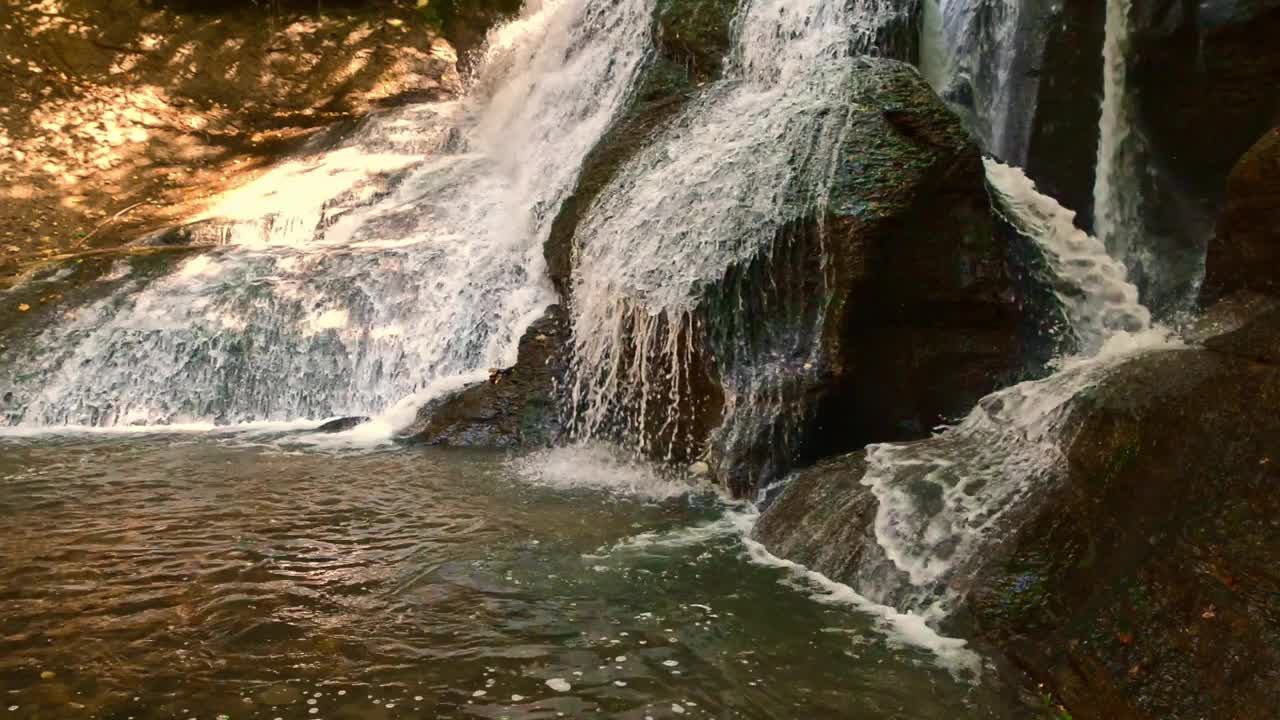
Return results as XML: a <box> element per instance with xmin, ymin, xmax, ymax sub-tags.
<box><xmin>0</xmin><ymin>436</ymin><xmax>1022</xmax><ymax>719</ymax></box>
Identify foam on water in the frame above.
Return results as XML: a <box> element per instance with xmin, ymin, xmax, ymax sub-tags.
<box><xmin>512</xmin><ymin>444</ymin><xmax>699</xmax><ymax>501</ymax></box>
<box><xmin>0</xmin><ymin>419</ymin><xmax>320</xmax><ymax>438</ymax></box>
<box><xmin>728</xmin><ymin>508</ymin><xmax>982</xmax><ymax>678</ymax></box>
<box><xmin>1</xmin><ymin>0</ymin><xmax>656</xmax><ymax>430</ymax></box>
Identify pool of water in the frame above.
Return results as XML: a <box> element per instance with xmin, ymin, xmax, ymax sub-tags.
<box><xmin>0</xmin><ymin>434</ymin><xmax>1026</xmax><ymax>719</ymax></box>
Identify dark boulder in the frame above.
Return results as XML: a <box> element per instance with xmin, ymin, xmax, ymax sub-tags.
<box><xmin>315</xmin><ymin>416</ymin><xmax>369</xmax><ymax>433</ymax></box>
<box><xmin>1201</xmin><ymin>127</ymin><xmax>1280</xmax><ymax>302</ymax></box>
<box><xmin>755</xmin><ymin>306</ymin><xmax>1280</xmax><ymax>718</ymax></box>
<box><xmin>1128</xmin><ymin>0</ymin><xmax>1280</xmax><ymax>310</ymax></box>
<box><xmin>401</xmin><ymin>306</ymin><xmax>568</xmax><ymax>448</ymax></box>
<box><xmin>562</xmin><ymin>58</ymin><xmax>1022</xmax><ymax>496</ymax></box>
<box><xmin>969</xmin><ymin>339</ymin><xmax>1280</xmax><ymax>719</ymax></box>
<box><xmin>774</xmin><ymin>59</ymin><xmax>1022</xmax><ymax>488</ymax></box>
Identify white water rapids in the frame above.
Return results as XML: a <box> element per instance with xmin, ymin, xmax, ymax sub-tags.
<box><xmin>1</xmin><ymin>0</ymin><xmax>654</xmax><ymax>430</ymax></box>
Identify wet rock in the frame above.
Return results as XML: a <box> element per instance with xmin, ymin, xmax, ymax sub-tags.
<box><xmin>1201</xmin><ymin>127</ymin><xmax>1280</xmax><ymax>302</ymax></box>
<box><xmin>803</xmin><ymin>60</ymin><xmax>1022</xmax><ymax>475</ymax></box>
<box><xmin>402</xmin><ymin>306</ymin><xmax>568</xmax><ymax>448</ymax></box>
<box><xmin>969</xmin><ymin>339</ymin><xmax>1280</xmax><ymax>719</ymax></box>
<box><xmin>1127</xmin><ymin>0</ymin><xmax>1280</xmax><ymax>311</ymax></box>
<box><xmin>316</xmin><ymin>416</ymin><xmax>369</xmax><ymax>433</ymax></box>
<box><xmin>1183</xmin><ymin>290</ymin><xmax>1280</xmax><ymax>343</ymax></box>
<box><xmin>558</xmin><ymin>57</ymin><xmax>1020</xmax><ymax>495</ymax></box>
<box><xmin>545</xmin><ymin>0</ymin><xmax>740</xmax><ymax>297</ymax></box>
<box><xmin>756</xmin><ymin>308</ymin><xmax>1280</xmax><ymax>719</ymax></box>
<box><xmin>1023</xmin><ymin>0</ymin><xmax>1108</xmax><ymax>230</ymax></box>
<box><xmin>752</xmin><ymin>452</ymin><xmax>879</xmax><ymax>582</ymax></box>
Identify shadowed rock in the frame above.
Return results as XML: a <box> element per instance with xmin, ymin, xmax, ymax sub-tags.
<box><xmin>1201</xmin><ymin>127</ymin><xmax>1280</xmax><ymax>303</ymax></box>
<box><xmin>401</xmin><ymin>306</ymin><xmax>568</xmax><ymax>448</ymax></box>
<box><xmin>754</xmin><ymin>304</ymin><xmax>1280</xmax><ymax>719</ymax></box>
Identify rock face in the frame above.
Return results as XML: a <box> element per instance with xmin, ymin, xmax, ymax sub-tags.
<box><xmin>1127</xmin><ymin>0</ymin><xmax>1280</xmax><ymax>310</ymax></box>
<box><xmin>755</xmin><ymin>306</ymin><xmax>1280</xmax><ymax>719</ymax></box>
<box><xmin>403</xmin><ymin>306</ymin><xmax>568</xmax><ymax>448</ymax></box>
<box><xmin>970</xmin><ymin>340</ymin><xmax>1280</xmax><ymax>720</ymax></box>
<box><xmin>0</xmin><ymin>0</ymin><xmax>463</xmax><ymax>285</ymax></box>
<box><xmin>1201</xmin><ymin>127</ymin><xmax>1280</xmax><ymax>302</ymax></box>
<box><xmin>767</xmin><ymin>60</ymin><xmax>1022</xmax><ymax>485</ymax></box>
<box><xmin>1022</xmin><ymin>0</ymin><xmax>1107</xmax><ymax>230</ymax></box>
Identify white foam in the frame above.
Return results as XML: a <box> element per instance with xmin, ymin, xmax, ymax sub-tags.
<box><xmin>512</xmin><ymin>444</ymin><xmax>697</xmax><ymax>501</ymax></box>
<box><xmin>985</xmin><ymin>158</ymin><xmax>1151</xmax><ymax>353</ymax></box>
<box><xmin>585</xmin><ymin>515</ymin><xmax>740</xmax><ymax>558</ymax></box>
<box><xmin>727</xmin><ymin>509</ymin><xmax>981</xmax><ymax>678</ymax></box>
<box><xmin>0</xmin><ymin>419</ymin><xmax>319</xmax><ymax>438</ymax></box>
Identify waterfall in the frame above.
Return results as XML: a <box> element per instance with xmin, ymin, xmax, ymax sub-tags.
<box><xmin>1092</xmin><ymin>0</ymin><xmax>1144</xmax><ymax>288</ymax></box>
<box><xmin>918</xmin><ymin>0</ymin><xmax>1047</xmax><ymax>165</ymax></box>
<box><xmin>986</xmin><ymin>159</ymin><xmax>1149</xmax><ymax>354</ymax></box>
<box><xmin>0</xmin><ymin>0</ymin><xmax>656</xmax><ymax>428</ymax></box>
<box><xmin>851</xmin><ymin>160</ymin><xmax>1172</xmax><ymax>623</ymax></box>
<box><xmin>564</xmin><ymin>0</ymin><xmax>909</xmax><ymax>476</ymax></box>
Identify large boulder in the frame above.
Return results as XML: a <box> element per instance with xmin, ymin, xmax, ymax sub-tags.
<box><xmin>812</xmin><ymin>67</ymin><xmax>1022</xmax><ymax>451</ymax></box>
<box><xmin>1201</xmin><ymin>127</ymin><xmax>1280</xmax><ymax>302</ymax></box>
<box><xmin>969</xmin><ymin>339</ymin><xmax>1280</xmax><ymax>719</ymax></box>
<box><xmin>755</xmin><ymin>306</ymin><xmax>1280</xmax><ymax>718</ymax></box>
<box><xmin>736</xmin><ymin>60</ymin><xmax>1021</xmax><ymax>493</ymax></box>
<box><xmin>555</xmin><ymin>57</ymin><xmax>1021</xmax><ymax>496</ymax></box>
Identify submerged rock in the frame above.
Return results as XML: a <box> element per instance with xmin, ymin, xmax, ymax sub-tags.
<box><xmin>755</xmin><ymin>307</ymin><xmax>1280</xmax><ymax>719</ymax></box>
<box><xmin>402</xmin><ymin>306</ymin><xmax>568</xmax><ymax>448</ymax></box>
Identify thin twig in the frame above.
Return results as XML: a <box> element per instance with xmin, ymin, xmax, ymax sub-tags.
<box><xmin>74</xmin><ymin>200</ymin><xmax>153</xmax><ymax>247</ymax></box>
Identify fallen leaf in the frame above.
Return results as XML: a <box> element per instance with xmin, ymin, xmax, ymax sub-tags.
<box><xmin>17</xmin><ymin>303</ymin><xmax>29</xmax><ymax>311</ymax></box>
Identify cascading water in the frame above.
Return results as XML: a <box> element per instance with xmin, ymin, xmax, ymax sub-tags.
<box><xmin>987</xmin><ymin>160</ymin><xmax>1150</xmax><ymax>354</ymax></box>
<box><xmin>919</xmin><ymin>0</ymin><xmax>1049</xmax><ymax>165</ymax></box>
<box><xmin>1092</xmin><ymin>0</ymin><xmax>1145</xmax><ymax>294</ymax></box>
<box><xmin>565</xmin><ymin>0</ymin><xmax>910</xmax><ymax>478</ymax></box>
<box><xmin>0</xmin><ymin>0</ymin><xmax>655</xmax><ymax>429</ymax></box>
<box><xmin>849</xmin><ymin>160</ymin><xmax>1173</xmax><ymax>622</ymax></box>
